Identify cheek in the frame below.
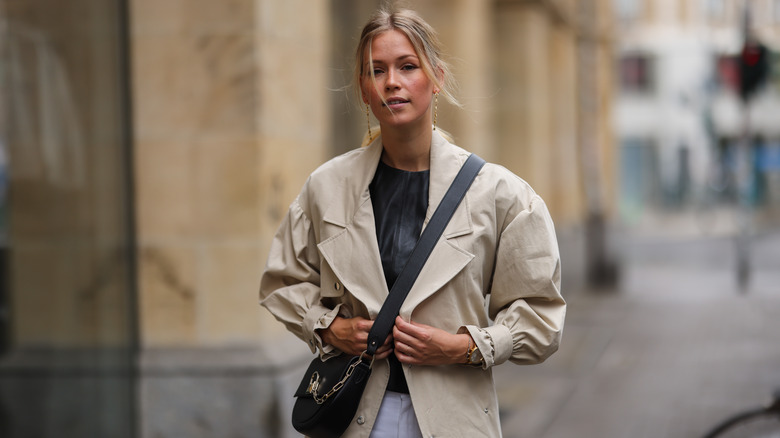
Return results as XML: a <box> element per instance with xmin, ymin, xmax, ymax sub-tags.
<box><xmin>366</xmin><ymin>86</ymin><xmax>383</xmax><ymax>104</ymax></box>
<box><xmin>361</xmin><ymin>79</ymin><xmax>377</xmax><ymax>102</ymax></box>
<box><xmin>410</xmin><ymin>78</ymin><xmax>434</xmax><ymax>97</ymax></box>
<box><xmin>367</xmin><ymin>93</ymin><xmax>382</xmax><ymax>108</ymax></box>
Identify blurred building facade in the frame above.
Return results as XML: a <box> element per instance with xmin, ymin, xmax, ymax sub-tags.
<box><xmin>0</xmin><ymin>0</ymin><xmax>615</xmax><ymax>437</ymax></box>
<box><xmin>0</xmin><ymin>0</ymin><xmax>137</xmax><ymax>437</ymax></box>
<box><xmin>613</xmin><ymin>0</ymin><xmax>780</xmax><ymax>231</ymax></box>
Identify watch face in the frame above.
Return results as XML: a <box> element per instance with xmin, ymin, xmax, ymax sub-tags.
<box><xmin>469</xmin><ymin>347</ymin><xmax>483</xmax><ymax>364</ymax></box>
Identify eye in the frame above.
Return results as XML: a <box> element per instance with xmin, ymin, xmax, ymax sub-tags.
<box><xmin>401</xmin><ymin>64</ymin><xmax>418</xmax><ymax>71</ymax></box>
<box><xmin>372</xmin><ymin>67</ymin><xmax>385</xmax><ymax>75</ymax></box>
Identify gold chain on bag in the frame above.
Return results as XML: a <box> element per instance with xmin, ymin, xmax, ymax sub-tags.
<box><xmin>307</xmin><ymin>352</ymin><xmax>374</xmax><ymax>405</ymax></box>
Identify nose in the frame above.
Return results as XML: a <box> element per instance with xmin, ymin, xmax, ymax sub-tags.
<box><xmin>385</xmin><ymin>70</ymin><xmax>400</xmax><ymax>91</ymax></box>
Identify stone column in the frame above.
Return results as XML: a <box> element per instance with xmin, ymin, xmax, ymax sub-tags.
<box><xmin>130</xmin><ymin>0</ymin><xmax>330</xmax><ymax>436</ymax></box>
<box><xmin>256</xmin><ymin>4</ymin><xmax>332</xmax><ymax>434</ymax></box>
<box><xmin>494</xmin><ymin>2</ymin><xmax>554</xmax><ymax>198</ymax></box>
<box><xmin>449</xmin><ymin>0</ymin><xmax>496</xmax><ymax>161</ymax></box>
<box><xmin>412</xmin><ymin>0</ymin><xmax>496</xmax><ymax>160</ymax></box>
<box><xmin>579</xmin><ymin>0</ymin><xmax>620</xmax><ymax>286</ymax></box>
<box><xmin>132</xmin><ymin>0</ymin><xmax>261</xmax><ymax>349</ymax></box>
<box><xmin>548</xmin><ymin>18</ymin><xmax>583</xmax><ymax>226</ymax></box>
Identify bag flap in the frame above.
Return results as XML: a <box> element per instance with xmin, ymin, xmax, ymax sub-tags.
<box><xmin>294</xmin><ymin>354</ymin><xmax>358</xmax><ymax>398</ymax></box>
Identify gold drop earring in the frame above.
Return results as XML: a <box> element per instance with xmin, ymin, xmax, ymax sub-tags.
<box><xmin>365</xmin><ymin>104</ymin><xmax>372</xmax><ymax>139</ymax></box>
<box><xmin>433</xmin><ymin>92</ymin><xmax>439</xmax><ymax>131</ymax></box>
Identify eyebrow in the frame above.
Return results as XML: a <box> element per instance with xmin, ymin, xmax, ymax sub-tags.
<box><xmin>366</xmin><ymin>54</ymin><xmax>419</xmax><ymax>67</ymax></box>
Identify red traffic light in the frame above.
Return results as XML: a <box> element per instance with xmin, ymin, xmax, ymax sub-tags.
<box><xmin>738</xmin><ymin>40</ymin><xmax>769</xmax><ymax>101</ymax></box>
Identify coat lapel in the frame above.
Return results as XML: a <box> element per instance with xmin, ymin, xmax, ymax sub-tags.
<box><xmin>317</xmin><ymin>138</ymin><xmax>388</xmax><ymax>315</ymax></box>
<box><xmin>317</xmin><ymin>132</ymin><xmax>478</xmax><ymax>317</ymax></box>
<box><xmin>402</xmin><ymin>131</ymin><xmax>476</xmax><ymax>317</ymax></box>
<box><xmin>425</xmin><ymin>131</ymin><xmax>474</xmax><ymax>239</ymax></box>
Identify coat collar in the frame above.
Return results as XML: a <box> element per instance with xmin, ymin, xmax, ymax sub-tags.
<box><xmin>318</xmin><ymin>131</ymin><xmax>476</xmax><ymax>316</ymax></box>
<box><xmin>427</xmin><ymin>130</ymin><xmax>473</xmax><ymax>238</ymax></box>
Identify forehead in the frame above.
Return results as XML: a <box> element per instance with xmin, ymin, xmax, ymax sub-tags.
<box><xmin>367</xmin><ymin>29</ymin><xmax>418</xmax><ymax>62</ymax></box>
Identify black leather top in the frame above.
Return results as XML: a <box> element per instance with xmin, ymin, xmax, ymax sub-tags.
<box><xmin>369</xmin><ymin>159</ymin><xmax>429</xmax><ymax>394</ymax></box>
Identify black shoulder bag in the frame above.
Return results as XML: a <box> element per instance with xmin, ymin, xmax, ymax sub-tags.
<box><xmin>291</xmin><ymin>154</ymin><xmax>485</xmax><ymax>438</ymax></box>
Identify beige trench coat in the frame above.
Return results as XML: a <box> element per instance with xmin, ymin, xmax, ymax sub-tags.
<box><xmin>260</xmin><ymin>131</ymin><xmax>566</xmax><ymax>437</ymax></box>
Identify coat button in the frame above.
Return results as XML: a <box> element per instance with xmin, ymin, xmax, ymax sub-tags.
<box><xmin>356</xmin><ymin>415</ymin><xmax>365</xmax><ymax>425</ymax></box>
<box><xmin>334</xmin><ymin>282</ymin><xmax>341</xmax><ymax>291</ymax></box>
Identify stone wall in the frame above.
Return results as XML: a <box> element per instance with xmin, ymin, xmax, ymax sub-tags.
<box><xmin>0</xmin><ymin>0</ymin><xmax>617</xmax><ymax>437</ymax></box>
<box><xmin>129</xmin><ymin>1</ymin><xmax>616</xmax><ymax>436</ymax></box>
<box><xmin>129</xmin><ymin>0</ymin><xmax>329</xmax><ymax>436</ymax></box>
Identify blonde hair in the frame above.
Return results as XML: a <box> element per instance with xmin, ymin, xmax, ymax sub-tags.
<box><xmin>353</xmin><ymin>8</ymin><xmax>459</xmax><ymax>145</ymax></box>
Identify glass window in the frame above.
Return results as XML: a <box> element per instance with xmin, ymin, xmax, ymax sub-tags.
<box><xmin>775</xmin><ymin>0</ymin><xmax>780</xmax><ymax>22</ymax></box>
<box><xmin>715</xmin><ymin>54</ymin><xmax>740</xmax><ymax>93</ymax></box>
<box><xmin>618</xmin><ymin>53</ymin><xmax>655</xmax><ymax>94</ymax></box>
<box><xmin>0</xmin><ymin>1</ymin><xmax>136</xmax><ymax>437</ymax></box>
<box><xmin>705</xmin><ymin>0</ymin><xmax>726</xmax><ymax>20</ymax></box>
<box><xmin>614</xmin><ymin>0</ymin><xmax>642</xmax><ymax>22</ymax></box>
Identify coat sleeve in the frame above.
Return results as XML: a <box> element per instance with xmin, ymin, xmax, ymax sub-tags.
<box><xmin>463</xmin><ymin>194</ymin><xmax>565</xmax><ymax>368</ymax></box>
<box><xmin>258</xmin><ymin>195</ymin><xmax>342</xmax><ymax>358</ymax></box>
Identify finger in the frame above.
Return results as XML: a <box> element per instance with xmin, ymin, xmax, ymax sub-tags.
<box><xmin>392</xmin><ymin>325</ymin><xmax>415</xmax><ymax>347</ymax></box>
<box><xmin>394</xmin><ymin>349</ymin><xmax>418</xmax><ymax>365</ymax></box>
<box><xmin>375</xmin><ymin>349</ymin><xmax>393</xmax><ymax>360</ymax></box>
<box><xmin>375</xmin><ymin>343</ymin><xmax>393</xmax><ymax>356</ymax></box>
<box><xmin>394</xmin><ymin>316</ymin><xmax>426</xmax><ymax>338</ymax></box>
<box><xmin>356</xmin><ymin>319</ymin><xmax>374</xmax><ymax>332</ymax></box>
<box><xmin>393</xmin><ymin>322</ymin><xmax>423</xmax><ymax>346</ymax></box>
<box><xmin>394</xmin><ymin>340</ymin><xmax>416</xmax><ymax>358</ymax></box>
<box><xmin>394</xmin><ymin>316</ymin><xmax>410</xmax><ymax>330</ymax></box>
<box><xmin>393</xmin><ymin>317</ymin><xmax>415</xmax><ymax>337</ymax></box>
<box><xmin>376</xmin><ymin>342</ymin><xmax>393</xmax><ymax>353</ymax></box>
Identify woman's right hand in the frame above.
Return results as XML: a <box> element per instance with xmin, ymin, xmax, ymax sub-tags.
<box><xmin>318</xmin><ymin>316</ymin><xmax>393</xmax><ymax>359</ymax></box>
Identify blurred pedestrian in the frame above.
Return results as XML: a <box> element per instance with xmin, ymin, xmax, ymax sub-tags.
<box><xmin>259</xmin><ymin>7</ymin><xmax>565</xmax><ymax>437</ymax></box>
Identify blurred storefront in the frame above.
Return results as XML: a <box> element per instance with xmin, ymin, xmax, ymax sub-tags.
<box><xmin>613</xmin><ymin>0</ymin><xmax>780</xmax><ymax>232</ymax></box>
<box><xmin>0</xmin><ymin>0</ymin><xmax>617</xmax><ymax>437</ymax></box>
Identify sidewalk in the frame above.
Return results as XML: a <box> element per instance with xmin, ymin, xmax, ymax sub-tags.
<box><xmin>495</xmin><ymin>229</ymin><xmax>780</xmax><ymax>438</ymax></box>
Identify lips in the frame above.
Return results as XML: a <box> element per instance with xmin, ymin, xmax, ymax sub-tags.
<box><xmin>383</xmin><ymin>97</ymin><xmax>409</xmax><ymax>106</ymax></box>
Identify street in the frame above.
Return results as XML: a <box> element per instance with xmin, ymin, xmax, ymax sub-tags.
<box><xmin>496</xmin><ymin>226</ymin><xmax>780</xmax><ymax>438</ymax></box>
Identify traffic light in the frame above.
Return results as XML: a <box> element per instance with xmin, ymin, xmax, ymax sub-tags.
<box><xmin>738</xmin><ymin>39</ymin><xmax>769</xmax><ymax>101</ymax></box>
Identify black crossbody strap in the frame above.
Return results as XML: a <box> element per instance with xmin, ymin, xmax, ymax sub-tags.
<box><xmin>366</xmin><ymin>153</ymin><xmax>485</xmax><ymax>355</ymax></box>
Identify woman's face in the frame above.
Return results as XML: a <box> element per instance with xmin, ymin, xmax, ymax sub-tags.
<box><xmin>361</xmin><ymin>30</ymin><xmax>438</xmax><ymax>132</ymax></box>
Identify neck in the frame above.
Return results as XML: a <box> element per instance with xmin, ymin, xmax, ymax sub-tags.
<box><xmin>379</xmin><ymin>123</ymin><xmax>433</xmax><ymax>171</ymax></box>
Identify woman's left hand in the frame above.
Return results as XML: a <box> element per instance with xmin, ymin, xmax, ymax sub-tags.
<box><xmin>392</xmin><ymin>316</ymin><xmax>469</xmax><ymax>366</ymax></box>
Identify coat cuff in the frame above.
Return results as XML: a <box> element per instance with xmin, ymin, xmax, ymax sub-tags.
<box><xmin>461</xmin><ymin>324</ymin><xmax>513</xmax><ymax>368</ymax></box>
<box><xmin>303</xmin><ymin>304</ymin><xmax>343</xmax><ymax>359</ymax></box>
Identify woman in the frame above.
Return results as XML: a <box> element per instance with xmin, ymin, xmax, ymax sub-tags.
<box><xmin>260</xmin><ymin>8</ymin><xmax>565</xmax><ymax>437</ymax></box>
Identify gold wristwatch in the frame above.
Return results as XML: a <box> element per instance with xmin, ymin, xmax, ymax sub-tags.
<box><xmin>465</xmin><ymin>338</ymin><xmax>484</xmax><ymax>367</ymax></box>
